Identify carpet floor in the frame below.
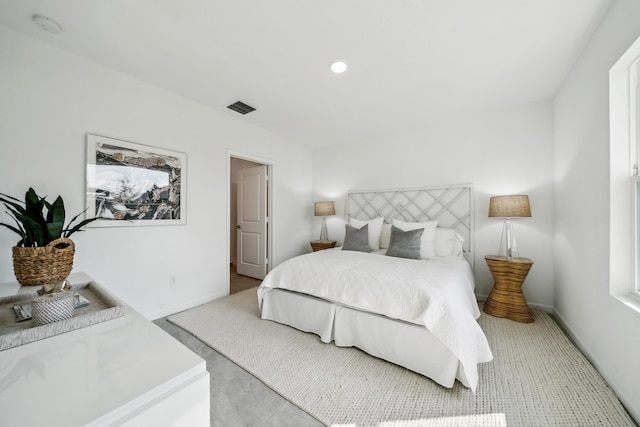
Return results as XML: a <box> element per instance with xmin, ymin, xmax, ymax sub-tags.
<box><xmin>168</xmin><ymin>289</ymin><xmax>635</xmax><ymax>427</ymax></box>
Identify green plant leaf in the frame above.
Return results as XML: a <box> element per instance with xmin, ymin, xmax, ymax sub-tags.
<box><xmin>1</xmin><ymin>188</ymin><xmax>100</xmax><ymax>246</ymax></box>
<box><xmin>0</xmin><ymin>192</ymin><xmax>24</xmax><ymax>204</ymax></box>
<box><xmin>23</xmin><ymin>189</ymin><xmax>47</xmax><ymax>233</ymax></box>
<box><xmin>0</xmin><ymin>190</ymin><xmax>41</xmax><ymax>246</ymax></box>
<box><xmin>46</xmin><ymin>222</ymin><xmax>64</xmax><ymax>241</ymax></box>
<box><xmin>0</xmin><ymin>194</ymin><xmax>27</xmax><ymax>216</ymax></box>
<box><xmin>63</xmin><ymin>216</ymin><xmax>102</xmax><ymax>238</ymax></box>
<box><xmin>4</xmin><ymin>213</ymin><xmax>29</xmax><ymax>246</ymax></box>
<box><xmin>3</xmin><ymin>207</ymin><xmax>30</xmax><ymax>245</ymax></box>
<box><xmin>9</xmin><ymin>215</ymin><xmax>26</xmax><ymax>237</ymax></box>
<box><xmin>0</xmin><ymin>223</ymin><xmax>24</xmax><ymax>240</ymax></box>
<box><xmin>44</xmin><ymin>197</ymin><xmax>65</xmax><ymax>223</ymax></box>
<box><xmin>24</xmin><ymin>188</ymin><xmax>42</xmax><ymax>211</ymax></box>
<box><xmin>15</xmin><ymin>213</ymin><xmax>46</xmax><ymax>246</ymax></box>
<box><xmin>11</xmin><ymin>217</ymin><xmax>25</xmax><ymax>236</ymax></box>
<box><xmin>4</xmin><ymin>205</ymin><xmax>23</xmax><ymax>220</ymax></box>
<box><xmin>45</xmin><ymin>196</ymin><xmax>65</xmax><ymax>240</ymax></box>
<box><xmin>65</xmin><ymin>208</ymin><xmax>90</xmax><ymax>229</ymax></box>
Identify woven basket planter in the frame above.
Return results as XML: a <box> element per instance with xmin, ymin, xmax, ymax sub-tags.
<box><xmin>12</xmin><ymin>238</ymin><xmax>75</xmax><ymax>286</ymax></box>
<box><xmin>31</xmin><ymin>290</ymin><xmax>75</xmax><ymax>326</ymax></box>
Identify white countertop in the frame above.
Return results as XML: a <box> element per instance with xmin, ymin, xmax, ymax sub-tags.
<box><xmin>0</xmin><ymin>273</ymin><xmax>208</xmax><ymax>426</ymax></box>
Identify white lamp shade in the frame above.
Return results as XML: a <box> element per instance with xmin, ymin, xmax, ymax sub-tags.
<box><xmin>314</xmin><ymin>201</ymin><xmax>335</xmax><ymax>216</ymax></box>
<box><xmin>488</xmin><ymin>195</ymin><xmax>531</xmax><ymax>218</ymax></box>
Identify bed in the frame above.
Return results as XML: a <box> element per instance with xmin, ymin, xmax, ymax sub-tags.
<box><xmin>257</xmin><ymin>184</ymin><xmax>493</xmax><ymax>391</ymax></box>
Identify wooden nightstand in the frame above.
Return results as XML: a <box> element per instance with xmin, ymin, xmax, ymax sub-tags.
<box><xmin>483</xmin><ymin>255</ymin><xmax>534</xmax><ymax>323</ymax></box>
<box><xmin>310</xmin><ymin>240</ymin><xmax>337</xmax><ymax>252</ymax></box>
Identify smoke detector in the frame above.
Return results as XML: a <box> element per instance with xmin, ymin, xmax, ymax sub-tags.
<box><xmin>33</xmin><ymin>15</ymin><xmax>62</xmax><ymax>34</ymax></box>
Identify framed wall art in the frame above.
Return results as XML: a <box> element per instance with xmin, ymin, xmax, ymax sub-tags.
<box><xmin>86</xmin><ymin>134</ymin><xmax>187</xmax><ymax>227</ymax></box>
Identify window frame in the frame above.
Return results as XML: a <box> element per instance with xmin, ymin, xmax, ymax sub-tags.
<box><xmin>634</xmin><ymin>177</ymin><xmax>640</xmax><ymax>299</ymax></box>
<box><xmin>609</xmin><ymin>34</ymin><xmax>640</xmax><ymax>311</ymax></box>
<box><xmin>633</xmin><ymin>59</ymin><xmax>640</xmax><ymax>299</ymax></box>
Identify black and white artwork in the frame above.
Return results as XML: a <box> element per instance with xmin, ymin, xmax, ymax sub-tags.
<box><xmin>86</xmin><ymin>134</ymin><xmax>187</xmax><ymax>226</ymax></box>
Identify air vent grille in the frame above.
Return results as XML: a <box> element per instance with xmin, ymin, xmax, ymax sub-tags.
<box><xmin>227</xmin><ymin>101</ymin><xmax>256</xmax><ymax>115</ymax></box>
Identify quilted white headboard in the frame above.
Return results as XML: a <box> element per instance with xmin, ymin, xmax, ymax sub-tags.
<box><xmin>346</xmin><ymin>183</ymin><xmax>475</xmax><ymax>266</ymax></box>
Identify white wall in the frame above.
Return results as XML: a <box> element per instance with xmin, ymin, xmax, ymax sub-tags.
<box><xmin>313</xmin><ymin>100</ymin><xmax>554</xmax><ymax>308</ymax></box>
<box><xmin>0</xmin><ymin>26</ymin><xmax>313</xmax><ymax>319</ymax></box>
<box><xmin>553</xmin><ymin>0</ymin><xmax>640</xmax><ymax>419</ymax></box>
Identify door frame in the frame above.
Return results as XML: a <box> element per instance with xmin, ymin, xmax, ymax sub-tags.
<box><xmin>227</xmin><ymin>150</ymin><xmax>273</xmax><ymax>290</ymax></box>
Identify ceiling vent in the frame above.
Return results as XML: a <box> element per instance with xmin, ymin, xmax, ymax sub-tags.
<box><xmin>227</xmin><ymin>101</ymin><xmax>256</xmax><ymax>115</ymax></box>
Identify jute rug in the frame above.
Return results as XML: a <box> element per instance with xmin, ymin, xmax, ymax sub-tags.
<box><xmin>168</xmin><ymin>289</ymin><xmax>635</xmax><ymax>426</ymax></box>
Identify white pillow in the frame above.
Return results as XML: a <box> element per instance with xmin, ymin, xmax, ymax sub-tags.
<box><xmin>349</xmin><ymin>217</ymin><xmax>384</xmax><ymax>251</ymax></box>
<box><xmin>434</xmin><ymin>227</ymin><xmax>465</xmax><ymax>257</ymax></box>
<box><xmin>392</xmin><ymin>219</ymin><xmax>438</xmax><ymax>259</ymax></box>
<box><xmin>379</xmin><ymin>223</ymin><xmax>392</xmax><ymax>249</ymax></box>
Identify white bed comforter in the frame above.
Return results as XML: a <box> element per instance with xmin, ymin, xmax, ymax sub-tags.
<box><xmin>257</xmin><ymin>248</ymin><xmax>493</xmax><ymax>391</ymax></box>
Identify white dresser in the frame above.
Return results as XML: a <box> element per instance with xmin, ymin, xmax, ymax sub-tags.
<box><xmin>0</xmin><ymin>273</ymin><xmax>210</xmax><ymax>426</ymax></box>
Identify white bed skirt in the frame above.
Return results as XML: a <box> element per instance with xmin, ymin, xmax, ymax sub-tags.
<box><xmin>260</xmin><ymin>288</ymin><xmax>470</xmax><ymax>388</ymax></box>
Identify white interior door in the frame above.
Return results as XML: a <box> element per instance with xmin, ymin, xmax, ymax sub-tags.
<box><xmin>237</xmin><ymin>165</ymin><xmax>267</xmax><ymax>279</ymax></box>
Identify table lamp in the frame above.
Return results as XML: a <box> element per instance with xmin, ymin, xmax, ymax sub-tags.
<box><xmin>314</xmin><ymin>201</ymin><xmax>335</xmax><ymax>241</ymax></box>
<box><xmin>489</xmin><ymin>195</ymin><xmax>531</xmax><ymax>259</ymax></box>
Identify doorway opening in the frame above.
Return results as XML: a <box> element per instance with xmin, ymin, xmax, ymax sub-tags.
<box><xmin>229</xmin><ymin>154</ymin><xmax>272</xmax><ymax>294</ymax></box>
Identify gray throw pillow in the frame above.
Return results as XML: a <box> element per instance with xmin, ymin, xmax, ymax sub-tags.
<box><xmin>342</xmin><ymin>224</ymin><xmax>370</xmax><ymax>252</ymax></box>
<box><xmin>386</xmin><ymin>225</ymin><xmax>423</xmax><ymax>259</ymax></box>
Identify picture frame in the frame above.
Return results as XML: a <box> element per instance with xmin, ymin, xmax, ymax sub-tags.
<box><xmin>86</xmin><ymin>134</ymin><xmax>187</xmax><ymax>227</ymax></box>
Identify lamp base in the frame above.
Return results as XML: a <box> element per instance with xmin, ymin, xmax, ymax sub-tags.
<box><xmin>319</xmin><ymin>216</ymin><xmax>329</xmax><ymax>241</ymax></box>
<box><xmin>498</xmin><ymin>218</ymin><xmax>520</xmax><ymax>259</ymax></box>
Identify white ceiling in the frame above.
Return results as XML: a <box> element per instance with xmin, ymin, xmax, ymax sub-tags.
<box><xmin>0</xmin><ymin>0</ymin><xmax>613</xmax><ymax>147</ymax></box>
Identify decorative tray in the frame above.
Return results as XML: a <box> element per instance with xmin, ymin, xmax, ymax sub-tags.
<box><xmin>0</xmin><ymin>273</ymin><xmax>126</xmax><ymax>351</ymax></box>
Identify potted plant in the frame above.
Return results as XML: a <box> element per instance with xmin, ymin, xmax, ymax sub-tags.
<box><xmin>0</xmin><ymin>188</ymin><xmax>101</xmax><ymax>286</ymax></box>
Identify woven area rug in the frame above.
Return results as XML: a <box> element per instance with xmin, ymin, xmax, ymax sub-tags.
<box><xmin>168</xmin><ymin>289</ymin><xmax>635</xmax><ymax>427</ymax></box>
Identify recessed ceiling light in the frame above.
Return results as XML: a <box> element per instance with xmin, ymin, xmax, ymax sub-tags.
<box><xmin>331</xmin><ymin>61</ymin><xmax>347</xmax><ymax>74</ymax></box>
<box><xmin>32</xmin><ymin>15</ymin><xmax>62</xmax><ymax>34</ymax></box>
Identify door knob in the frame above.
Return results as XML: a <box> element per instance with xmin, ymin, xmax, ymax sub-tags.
<box><xmin>237</xmin><ymin>225</ymin><xmax>241</xmax><ymax>229</ymax></box>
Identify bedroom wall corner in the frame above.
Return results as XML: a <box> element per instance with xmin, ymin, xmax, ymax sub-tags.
<box><xmin>552</xmin><ymin>0</ymin><xmax>640</xmax><ymax>420</ymax></box>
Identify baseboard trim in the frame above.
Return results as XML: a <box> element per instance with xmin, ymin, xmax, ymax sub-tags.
<box><xmin>552</xmin><ymin>308</ymin><xmax>640</xmax><ymax>424</ymax></box>
<box><xmin>146</xmin><ymin>291</ymin><xmax>228</xmax><ymax>320</ymax></box>
<box><xmin>475</xmin><ymin>293</ymin><xmax>553</xmax><ymax>313</ymax></box>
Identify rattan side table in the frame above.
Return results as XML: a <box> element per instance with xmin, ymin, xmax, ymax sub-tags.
<box><xmin>483</xmin><ymin>255</ymin><xmax>534</xmax><ymax>323</ymax></box>
<box><xmin>310</xmin><ymin>240</ymin><xmax>337</xmax><ymax>252</ymax></box>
